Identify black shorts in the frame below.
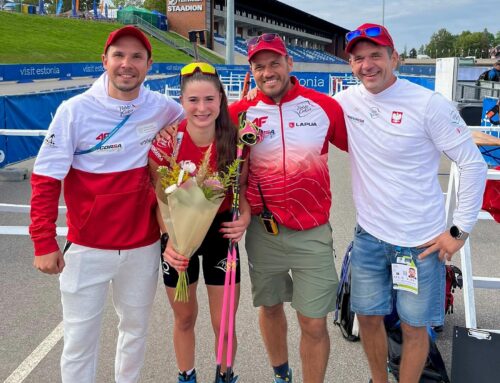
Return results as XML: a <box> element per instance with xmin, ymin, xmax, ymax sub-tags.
<box><xmin>160</xmin><ymin>211</ymin><xmax>241</xmax><ymax>287</ymax></box>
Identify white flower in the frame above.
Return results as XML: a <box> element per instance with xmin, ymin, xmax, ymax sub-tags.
<box><xmin>180</xmin><ymin>160</ymin><xmax>196</xmax><ymax>173</ymax></box>
<box><xmin>165</xmin><ymin>184</ymin><xmax>178</xmax><ymax>194</ymax></box>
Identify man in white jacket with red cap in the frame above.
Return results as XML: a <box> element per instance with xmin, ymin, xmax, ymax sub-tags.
<box><xmin>334</xmin><ymin>23</ymin><xmax>487</xmax><ymax>383</ymax></box>
<box><xmin>29</xmin><ymin>26</ymin><xmax>183</xmax><ymax>382</ymax></box>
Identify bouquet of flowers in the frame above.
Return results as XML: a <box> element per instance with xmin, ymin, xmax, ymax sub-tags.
<box><xmin>156</xmin><ymin>146</ymin><xmax>240</xmax><ymax>302</ymax></box>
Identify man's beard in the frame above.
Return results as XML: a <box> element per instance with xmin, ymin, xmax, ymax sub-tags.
<box><xmin>111</xmin><ymin>80</ymin><xmax>140</xmax><ymax>93</ymax></box>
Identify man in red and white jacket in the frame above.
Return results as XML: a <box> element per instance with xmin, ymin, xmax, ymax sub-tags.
<box><xmin>229</xmin><ymin>34</ymin><xmax>347</xmax><ymax>383</ymax></box>
<box><xmin>29</xmin><ymin>26</ymin><xmax>183</xmax><ymax>383</ymax></box>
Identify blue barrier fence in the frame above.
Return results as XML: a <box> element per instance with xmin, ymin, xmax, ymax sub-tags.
<box><xmin>0</xmin><ymin>62</ymin><xmax>491</xmax><ymax>84</ymax></box>
<box><xmin>398</xmin><ymin>65</ymin><xmax>492</xmax><ymax>82</ymax></box>
<box><xmin>481</xmin><ymin>97</ymin><xmax>500</xmax><ymax>166</ymax></box>
<box><xmin>0</xmin><ymin>76</ymin><xmax>178</xmax><ymax>168</ymax></box>
<box><xmin>0</xmin><ymin>63</ymin><xmax>254</xmax><ymax>83</ymax></box>
<box><xmin>0</xmin><ymin>88</ymin><xmax>85</xmax><ymax>165</ymax></box>
<box><xmin>400</xmin><ymin>65</ymin><xmax>436</xmax><ymax>76</ymax></box>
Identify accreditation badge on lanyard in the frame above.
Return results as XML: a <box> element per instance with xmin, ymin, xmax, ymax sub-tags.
<box><xmin>391</xmin><ymin>255</ymin><xmax>418</xmax><ymax>294</ymax></box>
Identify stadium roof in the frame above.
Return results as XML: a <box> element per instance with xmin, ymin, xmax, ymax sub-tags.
<box><xmin>214</xmin><ymin>0</ymin><xmax>349</xmax><ymax>42</ymax></box>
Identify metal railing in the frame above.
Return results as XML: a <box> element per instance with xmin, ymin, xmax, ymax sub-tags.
<box><xmin>129</xmin><ymin>16</ymin><xmax>217</xmax><ymax>64</ymax></box>
<box><xmin>164</xmin><ymin>73</ymin><xmax>249</xmax><ymax>102</ymax></box>
<box><xmin>329</xmin><ymin>74</ymin><xmax>360</xmax><ymax>96</ymax></box>
<box><xmin>457</xmin><ymin>82</ymin><xmax>500</xmax><ymax>102</ymax></box>
<box><xmin>445</xmin><ymin>125</ymin><xmax>500</xmax><ymax>330</ymax></box>
<box><xmin>221</xmin><ymin>73</ymin><xmax>248</xmax><ymax>101</ymax></box>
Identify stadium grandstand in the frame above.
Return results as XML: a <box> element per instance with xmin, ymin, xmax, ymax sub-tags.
<box><xmin>166</xmin><ymin>0</ymin><xmax>350</xmax><ymax>70</ymax></box>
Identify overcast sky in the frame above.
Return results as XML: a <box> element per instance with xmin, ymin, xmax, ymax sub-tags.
<box><xmin>279</xmin><ymin>0</ymin><xmax>499</xmax><ymax>53</ymax></box>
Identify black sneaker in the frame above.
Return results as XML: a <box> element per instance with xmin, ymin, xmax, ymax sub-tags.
<box><xmin>178</xmin><ymin>370</ymin><xmax>197</xmax><ymax>383</ymax></box>
<box><xmin>273</xmin><ymin>368</ymin><xmax>292</xmax><ymax>383</ymax></box>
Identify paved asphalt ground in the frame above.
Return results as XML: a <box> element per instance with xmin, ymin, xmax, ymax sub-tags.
<box><xmin>1</xmin><ymin>79</ymin><xmax>499</xmax><ymax>382</ymax></box>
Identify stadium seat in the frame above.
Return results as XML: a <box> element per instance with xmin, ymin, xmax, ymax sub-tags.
<box><xmin>213</xmin><ymin>34</ymin><xmax>347</xmax><ymax>64</ymax></box>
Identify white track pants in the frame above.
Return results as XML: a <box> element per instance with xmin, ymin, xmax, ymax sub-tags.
<box><xmin>59</xmin><ymin>240</ymin><xmax>160</xmax><ymax>383</ymax></box>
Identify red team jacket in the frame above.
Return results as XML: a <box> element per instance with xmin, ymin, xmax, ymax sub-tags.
<box><xmin>229</xmin><ymin>77</ymin><xmax>347</xmax><ymax>230</ymax></box>
<box><xmin>29</xmin><ymin>74</ymin><xmax>183</xmax><ymax>256</ymax></box>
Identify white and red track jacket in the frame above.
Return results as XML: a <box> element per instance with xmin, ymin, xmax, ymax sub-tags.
<box><xmin>30</xmin><ymin>73</ymin><xmax>184</xmax><ymax>256</ymax></box>
<box><xmin>229</xmin><ymin>77</ymin><xmax>348</xmax><ymax>231</ymax></box>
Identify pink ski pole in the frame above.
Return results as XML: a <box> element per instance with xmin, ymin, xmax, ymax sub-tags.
<box><xmin>214</xmin><ymin>140</ymin><xmax>244</xmax><ymax>383</ymax></box>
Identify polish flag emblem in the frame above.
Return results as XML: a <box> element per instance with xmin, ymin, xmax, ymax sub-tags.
<box><xmin>391</xmin><ymin>111</ymin><xmax>403</xmax><ymax>124</ymax></box>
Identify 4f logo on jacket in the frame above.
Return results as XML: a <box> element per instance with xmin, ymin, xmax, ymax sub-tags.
<box><xmin>96</xmin><ymin>132</ymin><xmax>110</xmax><ymax>141</ymax></box>
<box><xmin>252</xmin><ymin>116</ymin><xmax>268</xmax><ymax>127</ymax></box>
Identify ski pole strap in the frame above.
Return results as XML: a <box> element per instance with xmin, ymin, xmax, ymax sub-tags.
<box><xmin>74</xmin><ymin>114</ymin><xmax>131</xmax><ymax>155</ymax></box>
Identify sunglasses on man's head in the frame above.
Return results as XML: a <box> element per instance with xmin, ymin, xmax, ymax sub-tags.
<box><xmin>247</xmin><ymin>33</ymin><xmax>281</xmax><ymax>50</ymax></box>
<box><xmin>180</xmin><ymin>62</ymin><xmax>218</xmax><ymax>77</ymax></box>
<box><xmin>346</xmin><ymin>26</ymin><xmax>384</xmax><ymax>42</ymax></box>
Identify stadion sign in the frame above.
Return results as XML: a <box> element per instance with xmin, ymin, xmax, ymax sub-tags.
<box><xmin>167</xmin><ymin>0</ymin><xmax>203</xmax><ymax>12</ymax></box>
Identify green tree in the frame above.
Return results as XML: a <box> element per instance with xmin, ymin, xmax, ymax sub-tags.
<box><xmin>143</xmin><ymin>0</ymin><xmax>165</xmax><ymax>13</ymax></box>
<box><xmin>494</xmin><ymin>31</ymin><xmax>500</xmax><ymax>46</ymax></box>
<box><xmin>426</xmin><ymin>28</ymin><xmax>456</xmax><ymax>58</ymax></box>
<box><xmin>114</xmin><ymin>0</ymin><xmax>144</xmax><ymax>8</ymax></box>
<box><xmin>113</xmin><ymin>0</ymin><xmax>126</xmax><ymax>7</ymax></box>
<box><xmin>43</xmin><ymin>0</ymin><xmax>55</xmax><ymax>13</ymax></box>
<box><xmin>418</xmin><ymin>44</ymin><xmax>425</xmax><ymax>55</ymax></box>
<box><xmin>63</xmin><ymin>0</ymin><xmax>72</xmax><ymax>13</ymax></box>
<box><xmin>80</xmin><ymin>0</ymin><xmax>100</xmax><ymax>14</ymax></box>
<box><xmin>409</xmin><ymin>48</ymin><xmax>417</xmax><ymax>58</ymax></box>
<box><xmin>400</xmin><ymin>45</ymin><xmax>408</xmax><ymax>59</ymax></box>
<box><xmin>455</xmin><ymin>29</ymin><xmax>493</xmax><ymax>58</ymax></box>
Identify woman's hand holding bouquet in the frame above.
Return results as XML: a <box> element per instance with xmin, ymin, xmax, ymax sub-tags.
<box><xmin>163</xmin><ymin>240</ymin><xmax>189</xmax><ymax>273</ymax></box>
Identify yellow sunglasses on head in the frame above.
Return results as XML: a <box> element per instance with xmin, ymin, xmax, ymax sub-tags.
<box><xmin>180</xmin><ymin>62</ymin><xmax>218</xmax><ymax>77</ymax></box>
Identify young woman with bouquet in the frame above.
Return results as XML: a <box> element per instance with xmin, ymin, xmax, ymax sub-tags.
<box><xmin>148</xmin><ymin>62</ymin><xmax>250</xmax><ymax>383</ymax></box>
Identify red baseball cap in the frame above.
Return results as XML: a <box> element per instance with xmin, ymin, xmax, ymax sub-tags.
<box><xmin>345</xmin><ymin>23</ymin><xmax>394</xmax><ymax>54</ymax></box>
<box><xmin>247</xmin><ymin>33</ymin><xmax>288</xmax><ymax>61</ymax></box>
<box><xmin>104</xmin><ymin>26</ymin><xmax>152</xmax><ymax>56</ymax></box>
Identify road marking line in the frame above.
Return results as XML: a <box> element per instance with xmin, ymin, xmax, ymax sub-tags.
<box><xmin>3</xmin><ymin>322</ymin><xmax>64</xmax><ymax>383</ymax></box>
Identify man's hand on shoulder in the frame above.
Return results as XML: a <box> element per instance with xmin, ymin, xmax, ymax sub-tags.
<box><xmin>418</xmin><ymin>231</ymin><xmax>465</xmax><ymax>262</ymax></box>
<box><xmin>155</xmin><ymin>122</ymin><xmax>178</xmax><ymax>143</ymax></box>
<box><xmin>246</xmin><ymin>87</ymin><xmax>258</xmax><ymax>101</ymax></box>
<box><xmin>34</xmin><ymin>250</ymin><xmax>65</xmax><ymax>274</ymax></box>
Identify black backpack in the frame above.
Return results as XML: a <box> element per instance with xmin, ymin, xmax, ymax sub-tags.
<box><xmin>334</xmin><ymin>242</ymin><xmax>360</xmax><ymax>341</ymax></box>
<box><xmin>385</xmin><ymin>304</ymin><xmax>450</xmax><ymax>382</ymax></box>
<box><xmin>477</xmin><ymin>69</ymin><xmax>499</xmax><ymax>83</ymax></box>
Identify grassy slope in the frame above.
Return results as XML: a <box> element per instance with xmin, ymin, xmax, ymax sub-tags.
<box><xmin>0</xmin><ymin>11</ymin><xmax>215</xmax><ymax>64</ymax></box>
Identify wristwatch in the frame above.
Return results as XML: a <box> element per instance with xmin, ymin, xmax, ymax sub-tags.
<box><xmin>450</xmin><ymin>225</ymin><xmax>469</xmax><ymax>241</ymax></box>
